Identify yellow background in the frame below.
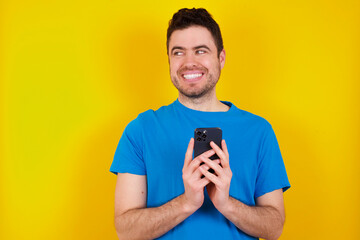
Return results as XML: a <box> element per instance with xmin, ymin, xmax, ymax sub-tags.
<box><xmin>1</xmin><ymin>0</ymin><xmax>359</xmax><ymax>239</ymax></box>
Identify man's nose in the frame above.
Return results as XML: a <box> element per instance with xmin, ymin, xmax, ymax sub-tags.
<box><xmin>183</xmin><ymin>53</ymin><xmax>198</xmax><ymax>67</ymax></box>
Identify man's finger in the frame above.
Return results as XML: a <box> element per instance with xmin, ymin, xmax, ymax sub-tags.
<box><xmin>193</xmin><ymin>159</ymin><xmax>221</xmax><ymax>178</ymax></box>
<box><xmin>198</xmin><ymin>148</ymin><xmax>216</xmax><ymax>159</ymax></box>
<box><xmin>187</xmin><ymin>158</ymin><xmax>202</xmax><ymax>174</ymax></box>
<box><xmin>188</xmin><ymin>148</ymin><xmax>215</xmax><ymax>170</ymax></box>
<box><xmin>220</xmin><ymin>139</ymin><xmax>230</xmax><ymax>168</ymax></box>
<box><xmin>198</xmin><ymin>177</ymin><xmax>211</xmax><ymax>188</ymax></box>
<box><xmin>199</xmin><ymin>165</ymin><xmax>221</xmax><ymax>186</ymax></box>
<box><xmin>199</xmin><ymin>155</ymin><xmax>223</xmax><ymax>175</ymax></box>
<box><xmin>184</xmin><ymin>138</ymin><xmax>194</xmax><ymax>167</ymax></box>
<box><xmin>210</xmin><ymin>141</ymin><xmax>228</xmax><ymax>168</ymax></box>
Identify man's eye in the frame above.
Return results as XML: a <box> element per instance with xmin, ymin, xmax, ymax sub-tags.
<box><xmin>196</xmin><ymin>50</ymin><xmax>206</xmax><ymax>54</ymax></box>
<box><xmin>174</xmin><ymin>52</ymin><xmax>184</xmax><ymax>56</ymax></box>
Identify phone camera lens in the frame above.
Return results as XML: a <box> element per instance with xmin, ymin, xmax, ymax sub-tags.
<box><xmin>197</xmin><ymin>137</ymin><xmax>202</xmax><ymax>141</ymax></box>
<box><xmin>202</xmin><ymin>134</ymin><xmax>207</xmax><ymax>138</ymax></box>
<box><xmin>197</xmin><ymin>131</ymin><xmax>202</xmax><ymax>136</ymax></box>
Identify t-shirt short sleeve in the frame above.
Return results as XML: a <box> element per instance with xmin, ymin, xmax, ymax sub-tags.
<box><xmin>110</xmin><ymin>116</ymin><xmax>146</xmax><ymax>175</ymax></box>
<box><xmin>254</xmin><ymin>123</ymin><xmax>290</xmax><ymax>199</ymax></box>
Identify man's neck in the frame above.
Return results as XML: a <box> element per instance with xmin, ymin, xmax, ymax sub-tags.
<box><xmin>178</xmin><ymin>93</ymin><xmax>230</xmax><ymax>112</ymax></box>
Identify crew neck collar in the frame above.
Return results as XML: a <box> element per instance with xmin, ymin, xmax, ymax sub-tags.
<box><xmin>174</xmin><ymin>99</ymin><xmax>235</xmax><ymax>114</ymax></box>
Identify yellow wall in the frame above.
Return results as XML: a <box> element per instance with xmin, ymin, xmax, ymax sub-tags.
<box><xmin>1</xmin><ymin>0</ymin><xmax>359</xmax><ymax>239</ymax></box>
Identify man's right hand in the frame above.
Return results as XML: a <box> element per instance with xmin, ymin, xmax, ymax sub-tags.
<box><xmin>114</xmin><ymin>138</ymin><xmax>219</xmax><ymax>239</ymax></box>
<box><xmin>181</xmin><ymin>138</ymin><xmax>219</xmax><ymax>212</ymax></box>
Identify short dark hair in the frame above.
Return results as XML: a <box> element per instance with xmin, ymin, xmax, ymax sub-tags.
<box><xmin>167</xmin><ymin>8</ymin><xmax>224</xmax><ymax>56</ymax></box>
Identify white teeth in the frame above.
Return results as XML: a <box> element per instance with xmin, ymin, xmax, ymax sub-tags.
<box><xmin>183</xmin><ymin>73</ymin><xmax>202</xmax><ymax>79</ymax></box>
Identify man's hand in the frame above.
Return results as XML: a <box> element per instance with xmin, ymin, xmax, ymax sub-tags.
<box><xmin>181</xmin><ymin>138</ymin><xmax>220</xmax><ymax>212</ymax></box>
<box><xmin>199</xmin><ymin>140</ymin><xmax>285</xmax><ymax>239</ymax></box>
<box><xmin>199</xmin><ymin>139</ymin><xmax>232</xmax><ymax>213</ymax></box>
<box><xmin>114</xmin><ymin>138</ymin><xmax>220</xmax><ymax>240</ymax></box>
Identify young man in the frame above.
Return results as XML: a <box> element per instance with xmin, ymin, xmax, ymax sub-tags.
<box><xmin>110</xmin><ymin>8</ymin><xmax>290</xmax><ymax>240</ymax></box>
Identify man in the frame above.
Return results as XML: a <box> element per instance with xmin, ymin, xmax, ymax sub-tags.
<box><xmin>110</xmin><ymin>8</ymin><xmax>290</xmax><ymax>240</ymax></box>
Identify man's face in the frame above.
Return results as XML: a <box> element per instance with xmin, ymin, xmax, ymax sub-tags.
<box><xmin>168</xmin><ymin>26</ymin><xmax>225</xmax><ymax>99</ymax></box>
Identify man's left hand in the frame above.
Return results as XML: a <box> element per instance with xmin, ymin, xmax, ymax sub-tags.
<box><xmin>199</xmin><ymin>139</ymin><xmax>232</xmax><ymax>213</ymax></box>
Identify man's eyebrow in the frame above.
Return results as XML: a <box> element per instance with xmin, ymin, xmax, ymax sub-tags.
<box><xmin>170</xmin><ymin>45</ymin><xmax>212</xmax><ymax>54</ymax></box>
<box><xmin>170</xmin><ymin>46</ymin><xmax>185</xmax><ymax>53</ymax></box>
<box><xmin>193</xmin><ymin>45</ymin><xmax>211</xmax><ymax>51</ymax></box>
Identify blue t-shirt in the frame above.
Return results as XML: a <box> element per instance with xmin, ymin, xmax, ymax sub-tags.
<box><xmin>110</xmin><ymin>99</ymin><xmax>290</xmax><ymax>240</ymax></box>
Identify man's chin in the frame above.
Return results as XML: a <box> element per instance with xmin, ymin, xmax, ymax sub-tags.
<box><xmin>172</xmin><ymin>80</ymin><xmax>213</xmax><ymax>99</ymax></box>
<box><xmin>179</xmin><ymin>89</ymin><xmax>207</xmax><ymax>99</ymax></box>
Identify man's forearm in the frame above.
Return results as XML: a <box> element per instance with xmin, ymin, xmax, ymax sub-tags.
<box><xmin>221</xmin><ymin>197</ymin><xmax>284</xmax><ymax>240</ymax></box>
<box><xmin>115</xmin><ymin>194</ymin><xmax>194</xmax><ymax>240</ymax></box>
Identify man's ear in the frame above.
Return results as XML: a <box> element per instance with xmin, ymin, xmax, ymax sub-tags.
<box><xmin>219</xmin><ymin>49</ymin><xmax>226</xmax><ymax>69</ymax></box>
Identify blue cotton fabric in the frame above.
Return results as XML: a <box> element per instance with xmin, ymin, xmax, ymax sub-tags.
<box><xmin>110</xmin><ymin>99</ymin><xmax>290</xmax><ymax>240</ymax></box>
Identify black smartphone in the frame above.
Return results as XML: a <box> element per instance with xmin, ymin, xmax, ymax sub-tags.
<box><xmin>194</xmin><ymin>127</ymin><xmax>222</xmax><ymax>160</ymax></box>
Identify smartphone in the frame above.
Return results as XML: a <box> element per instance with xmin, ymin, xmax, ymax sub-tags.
<box><xmin>194</xmin><ymin>127</ymin><xmax>222</xmax><ymax>160</ymax></box>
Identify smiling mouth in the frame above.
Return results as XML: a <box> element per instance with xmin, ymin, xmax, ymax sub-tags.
<box><xmin>182</xmin><ymin>73</ymin><xmax>204</xmax><ymax>81</ymax></box>
<box><xmin>181</xmin><ymin>72</ymin><xmax>204</xmax><ymax>82</ymax></box>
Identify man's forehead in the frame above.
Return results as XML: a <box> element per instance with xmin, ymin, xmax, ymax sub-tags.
<box><xmin>168</xmin><ymin>26</ymin><xmax>216</xmax><ymax>49</ymax></box>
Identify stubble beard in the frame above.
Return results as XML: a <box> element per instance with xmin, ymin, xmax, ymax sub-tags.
<box><xmin>171</xmin><ymin>67</ymin><xmax>221</xmax><ymax>100</ymax></box>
